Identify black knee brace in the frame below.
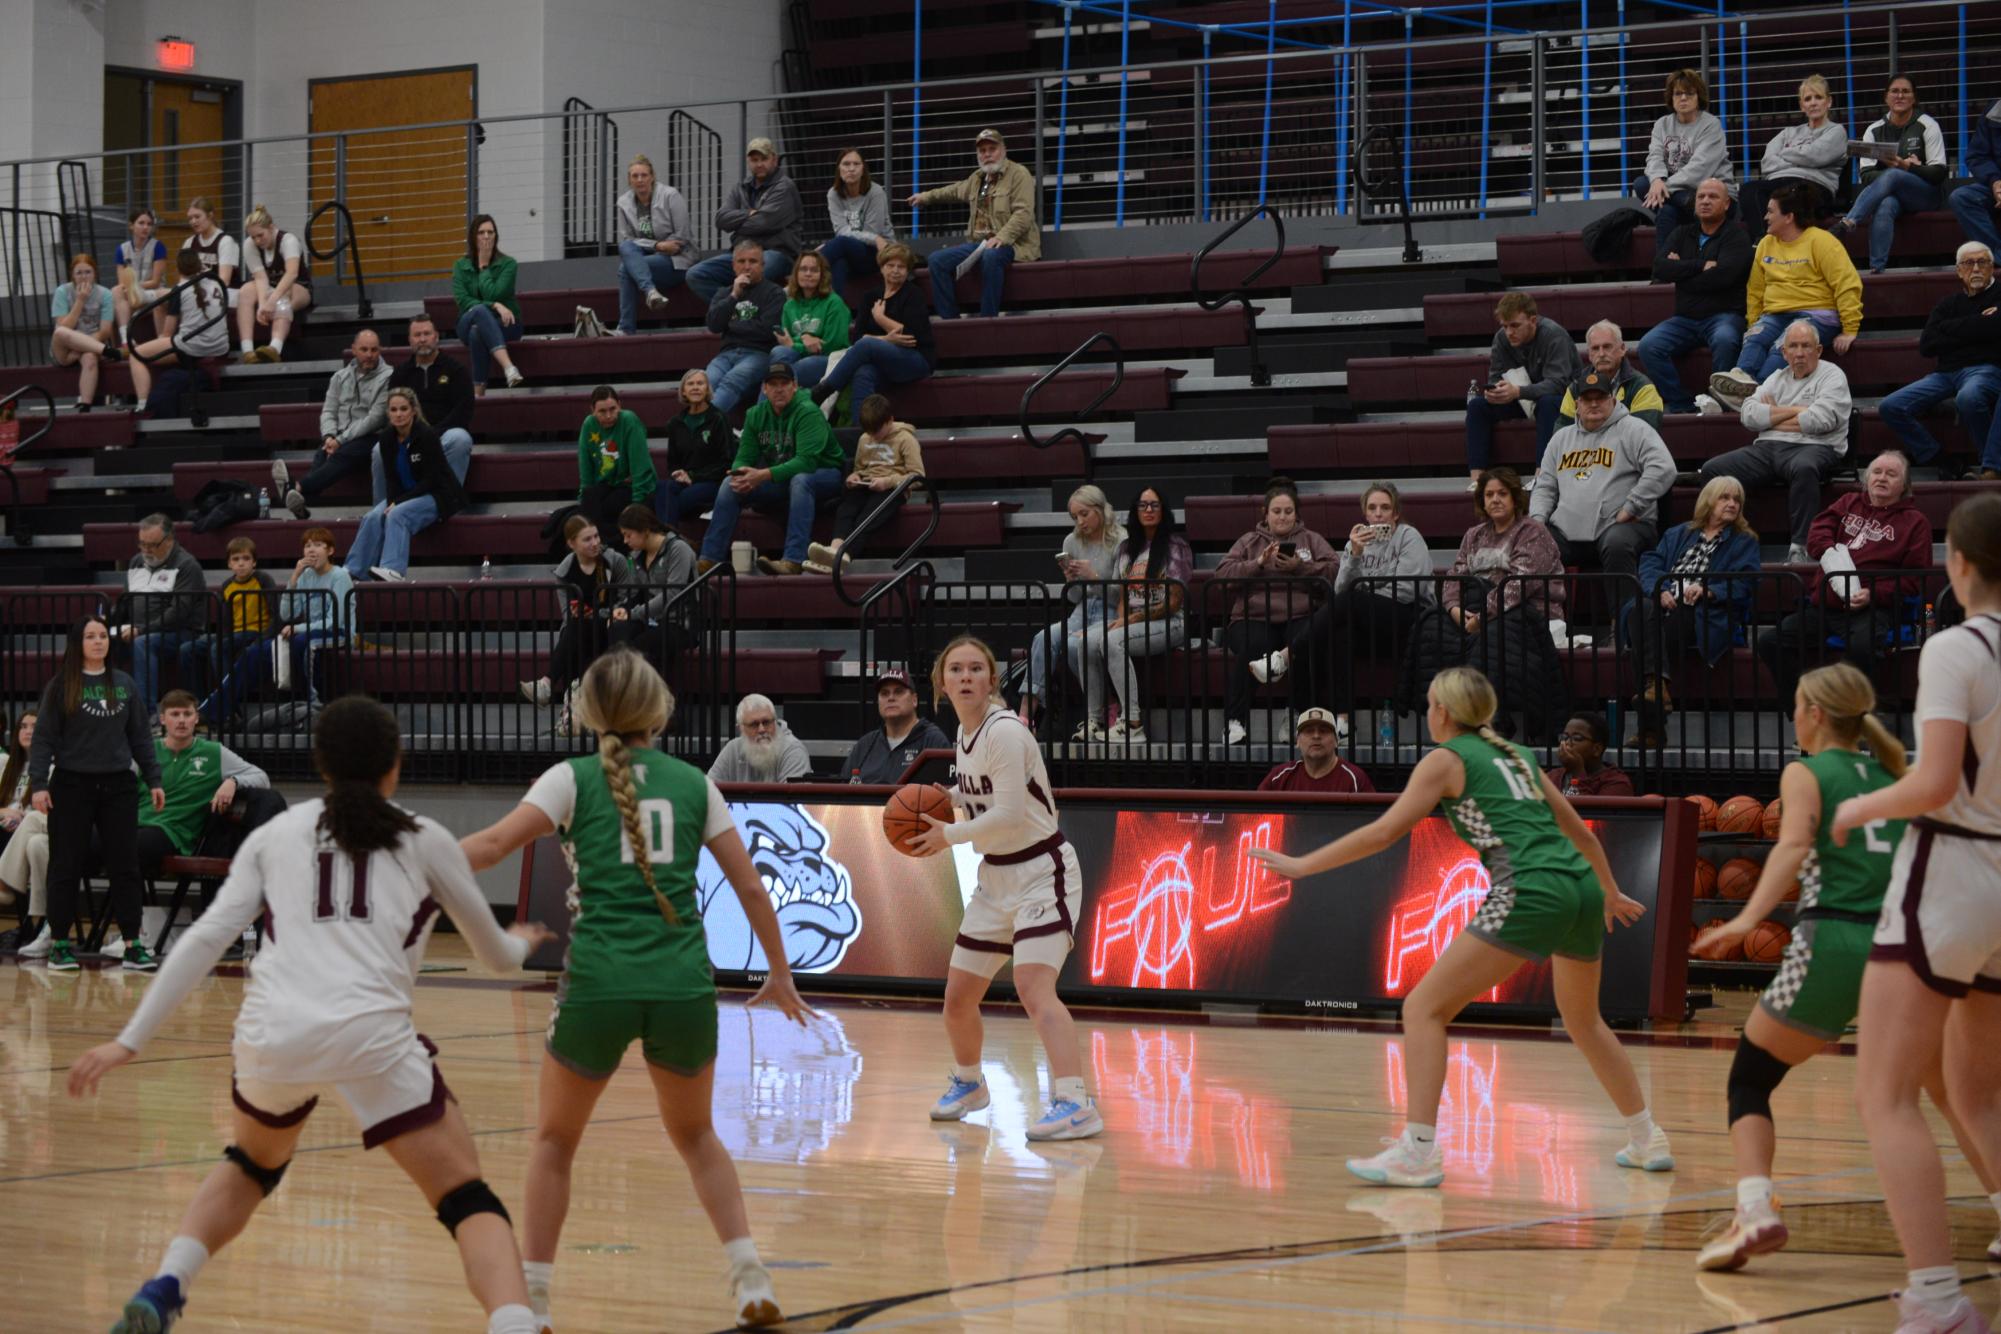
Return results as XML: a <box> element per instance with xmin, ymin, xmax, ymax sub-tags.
<box><xmin>435</xmin><ymin>1178</ymin><xmax>510</xmax><ymax>1236</ymax></box>
<box><xmin>1727</xmin><ymin>1036</ymin><xmax>1793</xmax><ymax>1126</ymax></box>
<box><xmin>223</xmin><ymin>1144</ymin><xmax>290</xmax><ymax>1197</ymax></box>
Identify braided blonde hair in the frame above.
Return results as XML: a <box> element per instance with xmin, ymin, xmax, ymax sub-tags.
<box><xmin>1432</xmin><ymin>667</ymin><xmax>1540</xmax><ymax>795</ymax></box>
<box><xmin>1798</xmin><ymin>663</ymin><xmax>1908</xmax><ymax>778</ymax></box>
<box><xmin>573</xmin><ymin>649</ymin><xmax>679</xmax><ymax>923</ymax></box>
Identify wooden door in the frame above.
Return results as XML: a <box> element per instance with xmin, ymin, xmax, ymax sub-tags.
<box><xmin>150</xmin><ymin>84</ymin><xmax>227</xmax><ymax>257</ymax></box>
<box><xmin>309</xmin><ymin>67</ymin><xmax>475</xmax><ymax>281</ymax></box>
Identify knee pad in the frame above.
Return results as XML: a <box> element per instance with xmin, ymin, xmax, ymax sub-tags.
<box><xmin>223</xmin><ymin>1144</ymin><xmax>290</xmax><ymax>1197</ymax></box>
<box><xmin>1727</xmin><ymin>1036</ymin><xmax>1793</xmax><ymax>1126</ymax></box>
<box><xmin>436</xmin><ymin>1178</ymin><xmax>511</xmax><ymax>1236</ymax></box>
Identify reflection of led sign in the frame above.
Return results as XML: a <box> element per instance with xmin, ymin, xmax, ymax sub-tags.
<box><xmin>1385</xmin><ymin>855</ymin><xmax>1498</xmax><ymax>1002</ymax></box>
<box><xmin>1092</xmin><ymin>1027</ymin><xmax>1287</xmax><ymax>1191</ymax></box>
<box><xmin>1382</xmin><ymin>1040</ymin><xmax>1581</xmax><ymax>1207</ymax></box>
<box><xmin>1089</xmin><ymin>817</ymin><xmax>1290</xmax><ymax>990</ymax></box>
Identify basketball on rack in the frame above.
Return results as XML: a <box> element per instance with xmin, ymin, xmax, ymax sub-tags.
<box><xmin>1744</xmin><ymin>920</ymin><xmax>1792</xmax><ymax>963</ymax></box>
<box><xmin>1761</xmin><ymin>797</ymin><xmax>1784</xmax><ymax>839</ymax></box>
<box><xmin>1686</xmin><ymin>793</ymin><xmax>1719</xmax><ymax>832</ymax></box>
<box><xmin>1693</xmin><ymin>858</ymin><xmax>1718</xmax><ymax>898</ymax></box>
<box><xmin>883</xmin><ymin>783</ymin><xmax>954</xmax><ymax>857</ymax></box>
<box><xmin>1717</xmin><ymin>857</ymin><xmax>1762</xmax><ymax>900</ymax></box>
<box><xmin>1717</xmin><ymin>796</ymin><xmax>1765</xmax><ymax>834</ymax></box>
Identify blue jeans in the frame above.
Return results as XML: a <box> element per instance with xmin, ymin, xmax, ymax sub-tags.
<box><xmin>1025</xmin><ymin>602</ymin><xmax>1110</xmax><ymax>703</ymax></box>
<box><xmin>817</xmin><ymin>337</ymin><xmax>934</xmax><ymax>423</ymax></box>
<box><xmin>819</xmin><ymin>235</ymin><xmax>878</xmax><ymax>298</ymax></box>
<box><xmin>1634</xmin><ymin>174</ymin><xmax>1696</xmax><ymax>247</ymax></box>
<box><xmin>1878</xmin><ymin>366</ymin><xmax>2001</xmax><ymax>469</ymax></box>
<box><xmin>204</xmin><ymin>628</ymin><xmax>342</xmax><ymax>720</ymax></box>
<box><xmin>1638</xmin><ymin>312</ymin><xmax>1746</xmax><ymax>412</ymax></box>
<box><xmin>699</xmin><ymin>469</ymin><xmax>844</xmax><ymax>564</ymax></box>
<box><xmin>928</xmin><ymin>241</ymin><xmax>1014</xmax><ymax>319</ymax></box>
<box><xmin>616</xmin><ymin>240</ymin><xmax>688</xmax><ymax>333</ymax></box>
<box><xmin>685</xmin><ymin>249</ymin><xmax>794</xmax><ymax>304</ymax></box>
<box><xmin>1843</xmin><ymin>169</ymin><xmax>1942</xmax><ymax>271</ymax></box>
<box><xmin>371</xmin><ymin>428</ymin><xmax>471</xmax><ymax>505</ymax></box>
<box><xmin>769</xmin><ymin>345</ymin><xmax>830</xmax><ymax>389</ymax></box>
<box><xmin>126</xmin><ymin>629</ymin><xmax>191</xmax><ymax>712</ymax></box>
<box><xmin>179</xmin><ymin>630</ymin><xmax>262</xmax><ymax>699</ymax></box>
<box><xmin>1951</xmin><ymin>183</ymin><xmax>2001</xmax><ymax>252</ymax></box>
<box><xmin>456</xmin><ymin>305</ymin><xmax>522</xmax><ymax>386</ymax></box>
<box><xmin>345</xmin><ymin>495</ymin><xmax>442</xmax><ymax>579</ymax></box>
<box><xmin>1735</xmin><ymin>311</ymin><xmax>1842</xmax><ymax>380</ymax></box>
<box><xmin>705</xmin><ymin>345</ymin><xmax>771</xmax><ymax>416</ymax></box>
<box><xmin>1464</xmin><ymin>393</ymin><xmax>1562</xmax><ymax>471</ymax></box>
<box><xmin>657</xmin><ymin>478</ymin><xmax>722</xmax><ymax>523</ymax></box>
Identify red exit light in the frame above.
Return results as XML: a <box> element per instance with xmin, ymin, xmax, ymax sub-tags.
<box><xmin>157</xmin><ymin>38</ymin><xmax>196</xmax><ymax>71</ymax></box>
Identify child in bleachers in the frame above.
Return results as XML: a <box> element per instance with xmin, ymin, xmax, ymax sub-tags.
<box><xmin>181</xmin><ymin>536</ymin><xmax>276</xmax><ymax>700</ymax></box>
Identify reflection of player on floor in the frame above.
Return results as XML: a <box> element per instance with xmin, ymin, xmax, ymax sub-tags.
<box><xmin>906</xmin><ymin>635</ymin><xmax>1104</xmax><ymax>1141</ymax></box>
<box><xmin>1251</xmin><ymin>666</ymin><xmax>1666</xmax><ymax>1189</ymax></box>
<box><xmin>1830</xmin><ymin>495</ymin><xmax>2001</xmax><ymax>1334</ymax></box>
<box><xmin>67</xmin><ymin>697</ymin><xmax>554</xmax><ymax>1334</ymax></box>
<box><xmin>462</xmin><ymin>649</ymin><xmax>814</xmax><ymax>1332</ymax></box>
<box><xmin>1693</xmin><ymin>663</ymin><xmax>2001</xmax><ymax>1277</ymax></box>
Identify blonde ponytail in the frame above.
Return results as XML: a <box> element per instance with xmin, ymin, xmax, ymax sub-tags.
<box><xmin>1860</xmin><ymin>713</ymin><xmax>1909</xmax><ymax>778</ymax></box>
<box><xmin>571</xmin><ymin>648</ymin><xmax>679</xmax><ymax>924</ymax></box>
<box><xmin>1435</xmin><ymin>666</ymin><xmax>1540</xmax><ymax>794</ymax></box>
<box><xmin>599</xmin><ymin>732</ymin><xmax>676</xmax><ymax>923</ymax></box>
<box><xmin>1799</xmin><ymin>664</ymin><xmax>1907</xmax><ymax>777</ymax></box>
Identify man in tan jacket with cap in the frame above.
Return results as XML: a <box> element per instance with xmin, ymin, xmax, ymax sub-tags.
<box><xmin>908</xmin><ymin>128</ymin><xmax>1039</xmax><ymax>319</ymax></box>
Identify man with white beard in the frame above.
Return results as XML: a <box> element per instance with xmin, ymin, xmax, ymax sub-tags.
<box><xmin>708</xmin><ymin>693</ymin><xmax>813</xmax><ymax>783</ymax></box>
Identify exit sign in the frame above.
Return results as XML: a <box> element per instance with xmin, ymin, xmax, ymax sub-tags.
<box><xmin>157</xmin><ymin>37</ymin><xmax>196</xmax><ymax>71</ymax></box>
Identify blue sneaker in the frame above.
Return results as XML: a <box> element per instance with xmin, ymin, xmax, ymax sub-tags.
<box><xmin>113</xmin><ymin>1275</ymin><xmax>184</xmax><ymax>1332</ymax></box>
<box><xmin>1027</xmin><ymin>1096</ymin><xmax>1104</xmax><ymax>1141</ymax></box>
<box><xmin>929</xmin><ymin>1074</ymin><xmax>990</xmax><ymax>1121</ymax></box>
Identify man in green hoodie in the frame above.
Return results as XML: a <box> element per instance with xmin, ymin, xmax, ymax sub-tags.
<box><xmin>697</xmin><ymin>361</ymin><xmax>845</xmax><ymax>575</ymax></box>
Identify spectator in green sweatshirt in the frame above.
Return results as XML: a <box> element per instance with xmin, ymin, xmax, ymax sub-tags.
<box><xmin>769</xmin><ymin>250</ymin><xmax>851</xmax><ymax>391</ymax></box>
<box><xmin>576</xmin><ymin>385</ymin><xmax>658</xmax><ymax>550</ymax></box>
<box><xmin>697</xmin><ymin>361</ymin><xmax>845</xmax><ymax>576</ymax></box>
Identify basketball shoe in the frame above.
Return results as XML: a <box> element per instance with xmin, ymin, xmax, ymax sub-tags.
<box><xmin>730</xmin><ymin>1261</ymin><xmax>782</xmax><ymax>1328</ymax></box>
<box><xmin>1615</xmin><ymin>1125</ymin><xmax>1676</xmax><ymax>1171</ymax></box>
<box><xmin>1028</xmin><ymin>1096</ymin><xmax>1104</xmax><ymax>1141</ymax></box>
<box><xmin>1695</xmin><ymin>1199</ymin><xmax>1787</xmax><ymax>1271</ymax></box>
<box><xmin>1893</xmin><ymin>1291</ymin><xmax>1991</xmax><ymax>1333</ymax></box>
<box><xmin>1346</xmin><ymin>1132</ymin><xmax>1445</xmax><ymax>1188</ymax></box>
<box><xmin>929</xmin><ymin>1073</ymin><xmax>990</xmax><ymax>1121</ymax></box>
<box><xmin>112</xmin><ymin>1275</ymin><xmax>185</xmax><ymax>1332</ymax></box>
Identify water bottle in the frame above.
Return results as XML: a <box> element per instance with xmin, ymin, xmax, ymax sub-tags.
<box><xmin>1923</xmin><ymin>601</ymin><xmax>1937</xmax><ymax>637</ymax></box>
<box><xmin>1377</xmin><ymin>712</ymin><xmax>1396</xmax><ymax>753</ymax></box>
<box><xmin>257</xmin><ymin>487</ymin><xmax>270</xmax><ymax>520</ymax></box>
<box><xmin>479</xmin><ymin>556</ymin><xmax>493</xmax><ymax>581</ymax></box>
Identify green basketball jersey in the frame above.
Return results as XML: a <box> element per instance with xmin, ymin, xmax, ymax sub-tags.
<box><xmin>560</xmin><ymin>747</ymin><xmax>715</xmax><ymax>1003</ymax></box>
<box><xmin>1440</xmin><ymin>733</ymin><xmax>1592</xmax><ymax>887</ymax></box>
<box><xmin>1796</xmin><ymin>748</ymin><xmax>1904</xmax><ymax>916</ymax></box>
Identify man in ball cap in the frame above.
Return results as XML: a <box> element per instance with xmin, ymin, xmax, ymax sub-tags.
<box><xmin>1257</xmin><ymin>708</ymin><xmax>1376</xmax><ymax>793</ymax></box>
<box><xmin>685</xmin><ymin>135</ymin><xmax>803</xmax><ymax>302</ymax></box>
<box><xmin>1529</xmin><ymin>365</ymin><xmax>1677</xmax><ymax>585</ymax></box>
<box><xmin>698</xmin><ymin>359</ymin><xmax>845</xmax><ymax>577</ymax></box>
<box><xmin>907</xmin><ymin>128</ymin><xmax>1040</xmax><ymax>319</ymax></box>
<box><xmin>841</xmin><ymin>667</ymin><xmax>952</xmax><ymax>785</ymax></box>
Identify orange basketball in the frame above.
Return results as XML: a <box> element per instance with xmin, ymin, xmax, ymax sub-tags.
<box><xmin>884</xmin><ymin>783</ymin><xmax>954</xmax><ymax>857</ymax></box>
<box><xmin>1692</xmin><ymin>921</ymin><xmax>1742</xmax><ymax>960</ymax></box>
<box><xmin>1686</xmin><ymin>794</ymin><xmax>1719</xmax><ymax>832</ymax></box>
<box><xmin>1717</xmin><ymin>796</ymin><xmax>1765</xmax><ymax>834</ymax></box>
<box><xmin>1717</xmin><ymin>857</ymin><xmax>1762</xmax><ymax>901</ymax></box>
<box><xmin>1782</xmin><ymin>877</ymin><xmax>1801</xmax><ymax>904</ymax></box>
<box><xmin>1693</xmin><ymin>858</ymin><xmax>1718</xmax><ymax>898</ymax></box>
<box><xmin>1761</xmin><ymin>798</ymin><xmax>1784</xmax><ymax>839</ymax></box>
<box><xmin>1744</xmin><ymin>920</ymin><xmax>1792</xmax><ymax>964</ymax></box>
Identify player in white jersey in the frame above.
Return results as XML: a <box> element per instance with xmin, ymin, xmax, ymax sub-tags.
<box><xmin>1832</xmin><ymin>493</ymin><xmax>2001</xmax><ymax>1334</ymax></box>
<box><xmin>907</xmin><ymin>635</ymin><xmax>1102</xmax><ymax>1141</ymax></box>
<box><xmin>67</xmin><ymin>697</ymin><xmax>552</xmax><ymax>1334</ymax></box>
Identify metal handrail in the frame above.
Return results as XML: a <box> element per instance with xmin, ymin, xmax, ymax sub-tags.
<box><xmin>1018</xmin><ymin>331</ymin><xmax>1122</xmax><ymax>483</ymax></box>
<box><xmin>561</xmin><ymin>98</ymin><xmax>619</xmax><ymax>255</ymax></box>
<box><xmin>1352</xmin><ymin>125</ymin><xmax>1423</xmax><ymax>265</ymax></box>
<box><xmin>829</xmin><ymin>473</ymin><xmax>941</xmax><ymax>609</ymax></box>
<box><xmin>305</xmin><ymin>200</ymin><xmax>372</xmax><ymax>319</ymax></box>
<box><xmin>128</xmin><ymin>275</ymin><xmax>231</xmax><ymax>365</ymax></box>
<box><xmin>55</xmin><ymin>159</ymin><xmax>97</xmax><ymax>265</ymax></box>
<box><xmin>0</xmin><ymin>384</ymin><xmax>55</xmax><ymax>545</ymax></box>
<box><xmin>1190</xmin><ymin>203</ymin><xmax>1283</xmax><ymax>387</ymax></box>
<box><xmin>852</xmin><ymin>556</ymin><xmax>937</xmax><ymax>733</ymax></box>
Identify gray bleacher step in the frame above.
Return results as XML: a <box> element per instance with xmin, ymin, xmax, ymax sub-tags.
<box><xmin>136</xmin><ymin>415</ymin><xmax>261</xmax><ymax>434</ymax></box>
<box><xmin>1214</xmin><ymin>337</ymin><xmax>1411</xmax><ymax>378</ymax></box>
<box><xmin>1291</xmin><ymin>271</ymin><xmax>1502</xmax><ymax>315</ymax></box>
<box><xmin>1134</xmin><ymin>402</ymin><xmax>1336</xmax><ymax>442</ymax></box>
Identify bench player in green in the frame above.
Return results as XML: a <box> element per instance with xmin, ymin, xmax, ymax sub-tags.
<box><xmin>462</xmin><ymin>649</ymin><xmax>813</xmax><ymax>1331</ymax></box>
<box><xmin>1250</xmin><ymin>666</ymin><xmax>1664</xmax><ymax>1189</ymax></box>
<box><xmin>1693</xmin><ymin>663</ymin><xmax>2001</xmax><ymax>1274</ymax></box>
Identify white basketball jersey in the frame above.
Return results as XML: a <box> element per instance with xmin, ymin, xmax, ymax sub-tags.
<box><xmin>949</xmin><ymin>705</ymin><xmax>1062</xmax><ymax>856</ymax></box>
<box><xmin>1917</xmin><ymin>614</ymin><xmax>2001</xmax><ymax>835</ymax></box>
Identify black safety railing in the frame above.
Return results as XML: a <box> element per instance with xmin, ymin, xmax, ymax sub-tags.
<box><xmin>1190</xmin><ymin>203</ymin><xmax>1283</xmax><ymax>387</ymax></box>
<box><xmin>656</xmin><ymin>555</ymin><xmax>737</xmax><ymax>761</ymax></box>
<box><xmin>1019</xmin><ymin>332</ymin><xmax>1121</xmax><ymax>485</ymax></box>
<box><xmin>125</xmin><ymin>274</ymin><xmax>231</xmax><ymax>423</ymax></box>
<box><xmin>0</xmin><ymin>385</ymin><xmax>55</xmax><ymax>544</ymax></box>
<box><xmin>55</xmin><ymin>160</ymin><xmax>98</xmax><ymax>268</ymax></box>
<box><xmin>0</xmin><ymin>205</ymin><xmax>68</xmax><ymax>367</ymax></box>
<box><xmin>668</xmin><ymin>110</ymin><xmax>726</xmax><ymax>254</ymax></box>
<box><xmin>562</xmin><ymin>98</ymin><xmax>619</xmax><ymax>256</ymax></box>
<box><xmin>306</xmin><ymin>200</ymin><xmax>372</xmax><ymax>319</ymax></box>
<box><xmin>1353</xmin><ymin>124</ymin><xmax>1422</xmax><ymax>265</ymax></box>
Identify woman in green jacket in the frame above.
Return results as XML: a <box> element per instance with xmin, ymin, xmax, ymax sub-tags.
<box><xmin>767</xmin><ymin>250</ymin><xmax>850</xmax><ymax>391</ymax></box>
<box><xmin>452</xmin><ymin>213</ymin><xmax>524</xmax><ymax>394</ymax></box>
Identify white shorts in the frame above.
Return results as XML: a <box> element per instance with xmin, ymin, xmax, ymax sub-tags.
<box><xmin>950</xmin><ymin>835</ymin><xmax>1081</xmax><ymax>979</ymax></box>
<box><xmin>232</xmin><ymin>1034</ymin><xmax>451</xmax><ymax>1150</ymax></box>
<box><xmin>1872</xmin><ymin>821</ymin><xmax>2001</xmax><ymax>998</ymax></box>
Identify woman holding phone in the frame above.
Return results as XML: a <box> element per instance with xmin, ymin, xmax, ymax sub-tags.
<box><xmin>1213</xmin><ymin>478</ymin><xmax>1339</xmax><ymax>746</ymax></box>
<box><xmin>1018</xmin><ymin>486</ymin><xmax>1123</xmax><ymax>728</ymax></box>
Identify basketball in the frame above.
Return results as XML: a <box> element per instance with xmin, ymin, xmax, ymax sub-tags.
<box><xmin>1692</xmin><ymin>921</ymin><xmax>1743</xmax><ymax>960</ymax></box>
<box><xmin>1782</xmin><ymin>877</ymin><xmax>1801</xmax><ymax>903</ymax></box>
<box><xmin>884</xmin><ymin>783</ymin><xmax>954</xmax><ymax>857</ymax></box>
<box><xmin>1761</xmin><ymin>798</ymin><xmax>1784</xmax><ymax>839</ymax></box>
<box><xmin>1717</xmin><ymin>857</ymin><xmax>1762</xmax><ymax>900</ymax></box>
<box><xmin>1686</xmin><ymin>793</ymin><xmax>1718</xmax><ymax>831</ymax></box>
<box><xmin>1693</xmin><ymin>858</ymin><xmax>1717</xmax><ymax>898</ymax></box>
<box><xmin>1744</xmin><ymin>920</ymin><xmax>1792</xmax><ymax>963</ymax></box>
<box><xmin>1717</xmin><ymin>795</ymin><xmax>1765</xmax><ymax>834</ymax></box>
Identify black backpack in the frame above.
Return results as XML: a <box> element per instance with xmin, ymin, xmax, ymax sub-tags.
<box><xmin>1582</xmin><ymin>207</ymin><xmax>1653</xmax><ymax>263</ymax></box>
<box><xmin>188</xmin><ymin>479</ymin><xmax>258</xmax><ymax>533</ymax></box>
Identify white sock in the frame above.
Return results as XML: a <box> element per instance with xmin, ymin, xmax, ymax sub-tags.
<box><xmin>158</xmin><ymin>1235</ymin><xmax>208</xmax><ymax>1288</ymax></box>
<box><xmin>269</xmin><ymin>336</ymin><xmax>284</xmax><ymax>354</ymax></box>
<box><xmin>521</xmin><ymin>1259</ymin><xmax>553</xmax><ymax>1312</ymax></box>
<box><xmin>1053</xmin><ymin>1075</ymin><xmax>1088</xmax><ymax>1104</ymax></box>
<box><xmin>1405</xmin><ymin>1123</ymin><xmax>1437</xmax><ymax>1151</ymax></box>
<box><xmin>487</xmin><ymin>1303</ymin><xmax>538</xmax><ymax>1334</ymax></box>
<box><xmin>1623</xmin><ymin>1108</ymin><xmax>1657</xmax><ymax>1143</ymax></box>
<box><xmin>118</xmin><ymin>324</ymin><xmax>129</xmax><ymax>344</ymax></box>
<box><xmin>1989</xmin><ymin>1190</ymin><xmax>2001</xmax><ymax>1228</ymax></box>
<box><xmin>1906</xmin><ymin>1264</ymin><xmax>1961</xmax><ymax>1313</ymax></box>
<box><xmin>240</xmin><ymin>338</ymin><xmax>254</xmax><ymax>354</ymax></box>
<box><xmin>722</xmin><ymin>1236</ymin><xmax>761</xmax><ymax>1272</ymax></box>
<box><xmin>1737</xmin><ymin>1176</ymin><xmax>1774</xmax><ymax>1211</ymax></box>
<box><xmin>952</xmin><ymin>1062</ymin><xmax>981</xmax><ymax>1084</ymax></box>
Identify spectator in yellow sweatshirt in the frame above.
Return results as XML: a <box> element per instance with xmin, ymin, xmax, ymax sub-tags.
<box><xmin>1709</xmin><ymin>183</ymin><xmax>1863</xmax><ymax>408</ymax></box>
<box><xmin>805</xmin><ymin>394</ymin><xmax>924</xmax><ymax>574</ymax></box>
<box><xmin>179</xmin><ymin>536</ymin><xmax>277</xmax><ymax>699</ymax></box>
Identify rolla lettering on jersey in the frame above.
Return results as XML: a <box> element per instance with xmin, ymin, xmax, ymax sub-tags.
<box><xmin>956</xmin><ymin>772</ymin><xmax>995</xmax><ymax>818</ymax></box>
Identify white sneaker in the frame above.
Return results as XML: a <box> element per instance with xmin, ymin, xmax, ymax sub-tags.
<box><xmin>271</xmin><ymin>458</ymin><xmax>290</xmax><ymax>496</ymax></box>
<box><xmin>1225</xmin><ymin>720</ymin><xmax>1247</xmax><ymax>746</ymax></box>
<box><xmin>645</xmin><ymin>289</ymin><xmax>669</xmax><ymax>311</ymax></box>
<box><xmin>99</xmin><ymin>932</ymin><xmax>126</xmax><ymax>960</ymax></box>
<box><xmin>504</xmin><ymin>365</ymin><xmax>526</xmax><ymax>388</ymax></box>
<box><xmin>283</xmin><ymin>487</ymin><xmax>308</xmax><ymax>520</ymax></box>
<box><xmin>1694</xmin><ymin>393</ymin><xmax>1723</xmax><ymax>415</ymax></box>
<box><xmin>1893</xmin><ymin>1291</ymin><xmax>1991</xmax><ymax>1334</ymax></box>
<box><xmin>1248</xmin><ymin>647</ymin><xmax>1289</xmax><ymax>684</ymax></box>
<box><xmin>16</xmin><ymin>923</ymin><xmax>52</xmax><ymax>958</ymax></box>
<box><xmin>1027</xmin><ymin>1096</ymin><xmax>1104</xmax><ymax>1141</ymax></box>
<box><xmin>1695</xmin><ymin>1199</ymin><xmax>1787</xmax><ymax>1271</ymax></box>
<box><xmin>368</xmin><ymin>565</ymin><xmax>405</xmax><ymax>583</ymax></box>
<box><xmin>1346</xmin><ymin>1132</ymin><xmax>1444</xmax><ymax>1188</ymax></box>
<box><xmin>1787</xmin><ymin>543</ymin><xmax>1812</xmax><ymax>565</ymax></box>
<box><xmin>1465</xmin><ymin>476</ymin><xmax>1481</xmax><ymax>492</ymax></box>
<box><xmin>730</xmin><ymin>1262</ymin><xmax>782</xmax><ymax>1329</ymax></box>
<box><xmin>519</xmin><ymin>677</ymin><xmax>552</xmax><ymax>706</ymax></box>
<box><xmin>1615</xmin><ymin>1125</ymin><xmax>1676</xmax><ymax>1172</ymax></box>
<box><xmin>1707</xmin><ymin>368</ymin><xmax>1758</xmax><ymax>408</ymax></box>
<box><xmin>930</xmin><ymin>1073</ymin><xmax>991</xmax><ymax>1120</ymax></box>
<box><xmin>1106</xmin><ymin>720</ymin><xmax>1147</xmax><ymax>745</ymax></box>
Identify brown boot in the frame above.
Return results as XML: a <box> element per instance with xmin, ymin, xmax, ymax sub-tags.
<box><xmin>696</xmin><ymin>558</ymin><xmax>717</xmax><ymax>575</ymax></box>
<box><xmin>757</xmin><ymin>557</ymin><xmax>803</xmax><ymax>576</ymax></box>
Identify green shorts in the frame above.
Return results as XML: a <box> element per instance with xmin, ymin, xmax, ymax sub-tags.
<box><xmin>1757</xmin><ymin>916</ymin><xmax>1869</xmax><ymax>1040</ymax></box>
<box><xmin>1466</xmin><ymin>870</ymin><xmax>1605</xmax><ymax>963</ymax></box>
<box><xmin>545</xmin><ymin>993</ymin><xmax>719</xmax><ymax>1080</ymax></box>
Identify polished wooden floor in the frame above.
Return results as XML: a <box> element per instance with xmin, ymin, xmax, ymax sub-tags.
<box><xmin>5</xmin><ymin>947</ymin><xmax>1998</xmax><ymax>1333</ymax></box>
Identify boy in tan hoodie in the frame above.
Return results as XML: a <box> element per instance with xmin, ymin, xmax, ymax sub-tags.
<box><xmin>806</xmin><ymin>394</ymin><xmax>925</xmax><ymax>572</ymax></box>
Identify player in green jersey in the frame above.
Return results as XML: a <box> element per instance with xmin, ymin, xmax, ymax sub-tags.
<box><xmin>1251</xmin><ymin>666</ymin><xmax>1660</xmax><ymax>1189</ymax></box>
<box><xmin>463</xmin><ymin>649</ymin><xmax>812</xmax><ymax>1332</ymax></box>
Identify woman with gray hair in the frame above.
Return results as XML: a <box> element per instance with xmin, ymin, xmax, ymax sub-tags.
<box><xmin>1017</xmin><ymin>484</ymin><xmax>1124</xmax><ymax>728</ymax></box>
<box><xmin>657</xmin><ymin>368</ymin><xmax>738</xmax><ymax>523</ymax></box>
